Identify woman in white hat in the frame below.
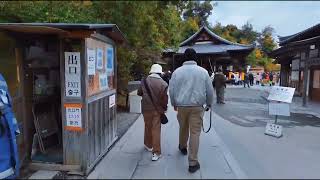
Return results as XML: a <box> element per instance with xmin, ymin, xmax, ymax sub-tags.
<box><xmin>137</xmin><ymin>64</ymin><xmax>168</xmax><ymax>161</ymax></box>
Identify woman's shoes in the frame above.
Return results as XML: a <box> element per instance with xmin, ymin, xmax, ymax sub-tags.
<box><xmin>145</xmin><ymin>145</ymin><xmax>161</xmax><ymax>161</ymax></box>
<box><xmin>152</xmin><ymin>153</ymin><xmax>162</xmax><ymax>161</ymax></box>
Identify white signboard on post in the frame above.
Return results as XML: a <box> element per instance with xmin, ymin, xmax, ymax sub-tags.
<box><xmin>87</xmin><ymin>48</ymin><xmax>96</xmax><ymax>75</ymax></box>
<box><xmin>65</xmin><ymin>104</ymin><xmax>82</xmax><ymax>131</ymax></box>
<box><xmin>267</xmin><ymin>86</ymin><xmax>295</xmax><ymax>103</ymax></box>
<box><xmin>65</xmin><ymin>52</ymin><xmax>81</xmax><ymax>97</ymax></box>
<box><xmin>265</xmin><ymin>86</ymin><xmax>295</xmax><ymax>138</ymax></box>
<box><xmin>268</xmin><ymin>101</ymin><xmax>290</xmax><ymax>116</ymax></box>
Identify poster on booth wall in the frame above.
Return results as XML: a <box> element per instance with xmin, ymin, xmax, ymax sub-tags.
<box><xmin>65</xmin><ymin>52</ymin><xmax>81</xmax><ymax>97</ymax></box>
<box><xmin>109</xmin><ymin>94</ymin><xmax>115</xmax><ymax>108</ymax></box>
<box><xmin>96</xmin><ymin>48</ymin><xmax>104</xmax><ymax>70</ymax></box>
<box><xmin>87</xmin><ymin>48</ymin><xmax>96</xmax><ymax>75</ymax></box>
<box><xmin>106</xmin><ymin>47</ymin><xmax>114</xmax><ymax>75</ymax></box>
<box><xmin>99</xmin><ymin>73</ymin><xmax>108</xmax><ymax>90</ymax></box>
<box><xmin>65</xmin><ymin>104</ymin><xmax>82</xmax><ymax>131</ymax></box>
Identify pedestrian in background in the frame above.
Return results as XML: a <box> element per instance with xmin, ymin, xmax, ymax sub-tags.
<box><xmin>243</xmin><ymin>73</ymin><xmax>250</xmax><ymax>88</ymax></box>
<box><xmin>137</xmin><ymin>64</ymin><xmax>168</xmax><ymax>161</ymax></box>
<box><xmin>162</xmin><ymin>70</ymin><xmax>172</xmax><ymax>85</ymax></box>
<box><xmin>249</xmin><ymin>72</ymin><xmax>254</xmax><ymax>86</ymax></box>
<box><xmin>276</xmin><ymin>72</ymin><xmax>280</xmax><ymax>85</ymax></box>
<box><xmin>256</xmin><ymin>73</ymin><xmax>261</xmax><ymax>85</ymax></box>
<box><xmin>169</xmin><ymin>48</ymin><xmax>213</xmax><ymax>173</ymax></box>
<box><xmin>213</xmin><ymin>68</ymin><xmax>226</xmax><ymax>104</ymax></box>
<box><xmin>269</xmin><ymin>72</ymin><xmax>274</xmax><ymax>86</ymax></box>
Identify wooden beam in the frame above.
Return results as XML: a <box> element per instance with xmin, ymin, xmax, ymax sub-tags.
<box><xmin>65</xmin><ymin>30</ymin><xmax>93</xmax><ymax>39</ymax></box>
<box><xmin>303</xmin><ymin>51</ymin><xmax>309</xmax><ymax>107</ymax></box>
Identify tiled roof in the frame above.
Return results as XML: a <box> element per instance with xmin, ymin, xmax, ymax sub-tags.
<box><xmin>177</xmin><ymin>42</ymin><xmax>254</xmax><ymax>54</ymax></box>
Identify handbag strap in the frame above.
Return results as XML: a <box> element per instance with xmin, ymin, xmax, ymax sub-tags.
<box><xmin>142</xmin><ymin>78</ymin><xmax>160</xmax><ymax>113</ymax></box>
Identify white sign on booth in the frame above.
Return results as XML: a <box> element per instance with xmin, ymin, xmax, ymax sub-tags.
<box><xmin>109</xmin><ymin>94</ymin><xmax>115</xmax><ymax>108</ymax></box>
<box><xmin>65</xmin><ymin>52</ymin><xmax>81</xmax><ymax>97</ymax></box>
<box><xmin>65</xmin><ymin>104</ymin><xmax>82</xmax><ymax>131</ymax></box>
<box><xmin>87</xmin><ymin>48</ymin><xmax>96</xmax><ymax>75</ymax></box>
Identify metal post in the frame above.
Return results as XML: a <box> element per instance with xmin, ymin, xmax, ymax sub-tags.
<box><xmin>275</xmin><ymin>115</ymin><xmax>278</xmax><ymax>124</ymax></box>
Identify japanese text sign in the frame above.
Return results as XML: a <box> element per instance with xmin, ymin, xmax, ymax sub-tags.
<box><xmin>87</xmin><ymin>48</ymin><xmax>96</xmax><ymax>75</ymax></box>
<box><xmin>65</xmin><ymin>52</ymin><xmax>81</xmax><ymax>97</ymax></box>
<box><xmin>267</xmin><ymin>86</ymin><xmax>295</xmax><ymax>103</ymax></box>
<box><xmin>64</xmin><ymin>104</ymin><xmax>82</xmax><ymax>131</ymax></box>
<box><xmin>65</xmin><ymin>104</ymin><xmax>82</xmax><ymax>132</ymax></box>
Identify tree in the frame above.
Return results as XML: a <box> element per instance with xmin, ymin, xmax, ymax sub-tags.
<box><xmin>241</xmin><ymin>22</ymin><xmax>258</xmax><ymax>44</ymax></box>
<box><xmin>181</xmin><ymin>1</ymin><xmax>216</xmax><ymax>27</ymax></box>
<box><xmin>258</xmin><ymin>26</ymin><xmax>277</xmax><ymax>55</ymax></box>
<box><xmin>0</xmin><ymin>1</ymin><xmax>188</xmax><ymax>107</ymax></box>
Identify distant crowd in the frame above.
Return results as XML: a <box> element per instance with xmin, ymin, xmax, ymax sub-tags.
<box><xmin>213</xmin><ymin>71</ymin><xmax>280</xmax><ymax>88</ymax></box>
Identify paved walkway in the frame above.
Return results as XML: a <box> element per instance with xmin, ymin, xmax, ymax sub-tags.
<box><xmin>87</xmin><ymin>104</ymin><xmax>245</xmax><ymax>179</ymax></box>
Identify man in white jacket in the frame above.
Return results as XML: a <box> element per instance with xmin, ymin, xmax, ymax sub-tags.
<box><xmin>169</xmin><ymin>48</ymin><xmax>213</xmax><ymax>173</ymax></box>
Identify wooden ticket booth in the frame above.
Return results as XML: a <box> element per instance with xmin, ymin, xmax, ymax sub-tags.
<box><xmin>0</xmin><ymin>23</ymin><xmax>126</xmax><ymax>175</ymax></box>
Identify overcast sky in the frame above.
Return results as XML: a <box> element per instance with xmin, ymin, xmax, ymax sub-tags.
<box><xmin>208</xmin><ymin>1</ymin><xmax>320</xmax><ymax>38</ymax></box>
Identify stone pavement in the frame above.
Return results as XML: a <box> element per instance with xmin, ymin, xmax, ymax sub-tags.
<box><xmin>87</xmin><ymin>104</ymin><xmax>245</xmax><ymax>179</ymax></box>
<box><xmin>227</xmin><ymin>84</ymin><xmax>320</xmax><ymax>118</ymax></box>
<box><xmin>213</xmin><ymin>87</ymin><xmax>320</xmax><ymax>179</ymax></box>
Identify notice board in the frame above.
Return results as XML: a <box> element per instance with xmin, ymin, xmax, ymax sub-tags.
<box><xmin>86</xmin><ymin>38</ymin><xmax>115</xmax><ymax>96</ymax></box>
<box><xmin>267</xmin><ymin>86</ymin><xmax>295</xmax><ymax>103</ymax></box>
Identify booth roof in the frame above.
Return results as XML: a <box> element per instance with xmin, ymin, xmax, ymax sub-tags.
<box><xmin>0</xmin><ymin>23</ymin><xmax>127</xmax><ymax>43</ymax></box>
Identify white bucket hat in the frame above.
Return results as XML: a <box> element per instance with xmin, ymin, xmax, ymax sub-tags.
<box><xmin>149</xmin><ymin>64</ymin><xmax>163</xmax><ymax>74</ymax></box>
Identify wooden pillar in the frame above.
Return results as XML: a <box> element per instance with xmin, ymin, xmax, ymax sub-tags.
<box><xmin>172</xmin><ymin>54</ymin><xmax>175</xmax><ymax>71</ymax></box>
<box><xmin>302</xmin><ymin>51</ymin><xmax>309</xmax><ymax>107</ymax></box>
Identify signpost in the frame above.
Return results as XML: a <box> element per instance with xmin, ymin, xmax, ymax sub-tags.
<box><xmin>266</xmin><ymin>86</ymin><xmax>295</xmax><ymax>138</ymax></box>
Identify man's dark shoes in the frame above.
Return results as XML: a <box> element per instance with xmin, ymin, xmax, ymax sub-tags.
<box><xmin>189</xmin><ymin>163</ymin><xmax>200</xmax><ymax>173</ymax></box>
<box><xmin>178</xmin><ymin>145</ymin><xmax>187</xmax><ymax>155</ymax></box>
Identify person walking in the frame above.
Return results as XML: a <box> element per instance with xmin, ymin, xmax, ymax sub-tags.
<box><xmin>0</xmin><ymin>73</ymin><xmax>20</xmax><ymax>179</ymax></box>
<box><xmin>162</xmin><ymin>70</ymin><xmax>171</xmax><ymax>85</ymax></box>
<box><xmin>269</xmin><ymin>72</ymin><xmax>274</xmax><ymax>86</ymax></box>
<box><xmin>256</xmin><ymin>73</ymin><xmax>261</xmax><ymax>85</ymax></box>
<box><xmin>234</xmin><ymin>73</ymin><xmax>239</xmax><ymax>85</ymax></box>
<box><xmin>169</xmin><ymin>48</ymin><xmax>213</xmax><ymax>173</ymax></box>
<box><xmin>249</xmin><ymin>72</ymin><xmax>254</xmax><ymax>86</ymax></box>
<box><xmin>137</xmin><ymin>64</ymin><xmax>168</xmax><ymax>161</ymax></box>
<box><xmin>213</xmin><ymin>69</ymin><xmax>226</xmax><ymax>104</ymax></box>
<box><xmin>243</xmin><ymin>73</ymin><xmax>250</xmax><ymax>88</ymax></box>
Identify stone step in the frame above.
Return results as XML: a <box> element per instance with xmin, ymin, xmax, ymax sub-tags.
<box><xmin>28</xmin><ymin>170</ymin><xmax>61</xmax><ymax>179</ymax></box>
